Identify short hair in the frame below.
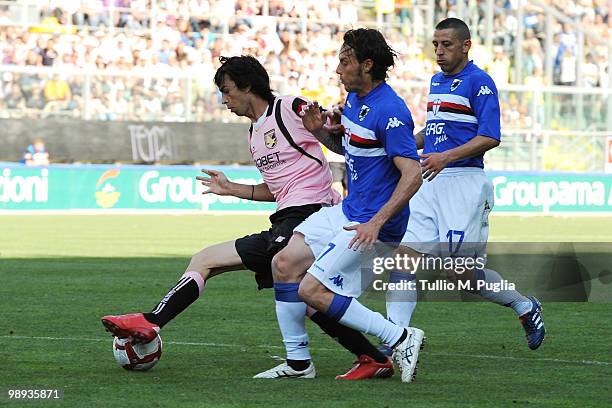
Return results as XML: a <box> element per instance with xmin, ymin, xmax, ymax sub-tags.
<box><xmin>342</xmin><ymin>28</ymin><xmax>397</xmax><ymax>81</ymax></box>
<box><xmin>435</xmin><ymin>18</ymin><xmax>471</xmax><ymax>41</ymax></box>
<box><xmin>214</xmin><ymin>55</ymin><xmax>275</xmax><ymax>103</ymax></box>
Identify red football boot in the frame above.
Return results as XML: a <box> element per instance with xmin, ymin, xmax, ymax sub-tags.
<box><xmin>335</xmin><ymin>355</ymin><xmax>394</xmax><ymax>380</ymax></box>
<box><xmin>101</xmin><ymin>313</ymin><xmax>159</xmax><ymax>344</ymax></box>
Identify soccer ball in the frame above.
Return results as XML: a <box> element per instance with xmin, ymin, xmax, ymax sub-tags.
<box><xmin>112</xmin><ymin>334</ymin><xmax>163</xmax><ymax>371</ymax></box>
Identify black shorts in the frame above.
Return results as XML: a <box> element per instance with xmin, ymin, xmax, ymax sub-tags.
<box><xmin>234</xmin><ymin>203</ymin><xmax>323</xmax><ymax>289</ymax></box>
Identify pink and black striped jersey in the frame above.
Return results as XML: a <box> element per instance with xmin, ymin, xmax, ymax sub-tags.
<box><xmin>248</xmin><ymin>96</ymin><xmax>341</xmax><ymax>210</ymax></box>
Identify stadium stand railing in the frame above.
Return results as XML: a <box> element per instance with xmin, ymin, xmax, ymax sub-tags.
<box><xmin>0</xmin><ymin>0</ymin><xmax>610</xmax><ymax>171</ymax></box>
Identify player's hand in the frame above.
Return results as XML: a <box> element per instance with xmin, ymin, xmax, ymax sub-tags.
<box><xmin>301</xmin><ymin>101</ymin><xmax>326</xmax><ymax>133</ymax></box>
<box><xmin>344</xmin><ymin>221</ymin><xmax>381</xmax><ymax>252</ymax></box>
<box><xmin>327</xmin><ymin>103</ymin><xmax>344</xmax><ymax>126</ymax></box>
<box><xmin>302</xmin><ymin>101</ymin><xmax>345</xmax><ymax>135</ymax></box>
<box><xmin>323</xmin><ymin>104</ymin><xmax>346</xmax><ymax>136</ymax></box>
<box><xmin>196</xmin><ymin>169</ymin><xmax>232</xmax><ymax>196</ymax></box>
<box><xmin>419</xmin><ymin>152</ymin><xmax>451</xmax><ymax>181</ymax></box>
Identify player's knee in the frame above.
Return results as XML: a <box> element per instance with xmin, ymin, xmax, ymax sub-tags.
<box><xmin>186</xmin><ymin>249</ymin><xmax>216</xmax><ymax>280</ymax></box>
<box><xmin>183</xmin><ymin>264</ymin><xmax>209</xmax><ymax>281</ymax></box>
<box><xmin>271</xmin><ymin>251</ymin><xmax>295</xmax><ymax>282</ymax></box>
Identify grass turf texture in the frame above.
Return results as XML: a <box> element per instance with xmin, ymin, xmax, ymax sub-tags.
<box><xmin>1</xmin><ymin>215</ymin><xmax>611</xmax><ymax>407</ymax></box>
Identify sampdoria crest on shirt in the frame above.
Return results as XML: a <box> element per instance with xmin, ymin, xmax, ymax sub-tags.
<box><xmin>358</xmin><ymin>105</ymin><xmax>370</xmax><ymax>121</ymax></box>
<box><xmin>450</xmin><ymin>79</ymin><xmax>463</xmax><ymax>92</ymax></box>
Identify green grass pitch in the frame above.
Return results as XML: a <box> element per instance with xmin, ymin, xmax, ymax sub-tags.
<box><xmin>1</xmin><ymin>215</ymin><xmax>611</xmax><ymax>407</ymax></box>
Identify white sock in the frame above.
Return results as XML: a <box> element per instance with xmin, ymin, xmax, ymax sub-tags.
<box><xmin>332</xmin><ymin>295</ymin><xmax>405</xmax><ymax>346</ymax></box>
<box><xmin>386</xmin><ymin>270</ymin><xmax>417</xmax><ymax>327</ymax></box>
<box><xmin>473</xmin><ymin>268</ymin><xmax>532</xmax><ymax>316</ymax></box>
<box><xmin>274</xmin><ymin>283</ymin><xmax>311</xmax><ymax>361</ymax></box>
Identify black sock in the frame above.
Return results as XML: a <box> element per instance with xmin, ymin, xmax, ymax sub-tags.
<box><xmin>286</xmin><ymin>359</ymin><xmax>311</xmax><ymax>371</ymax></box>
<box><xmin>391</xmin><ymin>329</ymin><xmax>408</xmax><ymax>349</ymax></box>
<box><xmin>310</xmin><ymin>311</ymin><xmax>388</xmax><ymax>364</ymax></box>
<box><xmin>143</xmin><ymin>276</ymin><xmax>200</xmax><ymax>328</ymax></box>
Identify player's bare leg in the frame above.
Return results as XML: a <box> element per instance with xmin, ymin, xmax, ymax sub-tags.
<box><xmin>102</xmin><ymin>240</ymin><xmax>245</xmax><ymax>342</ymax></box>
<box><xmin>298</xmin><ymin>273</ymin><xmax>423</xmax><ymax>383</ymax></box>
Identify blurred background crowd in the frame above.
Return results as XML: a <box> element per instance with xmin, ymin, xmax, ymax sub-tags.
<box><xmin>0</xmin><ymin>0</ymin><xmax>610</xmax><ymax>130</ymax></box>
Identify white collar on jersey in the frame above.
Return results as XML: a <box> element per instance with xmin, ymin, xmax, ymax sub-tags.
<box><xmin>253</xmin><ymin>109</ymin><xmax>267</xmax><ymax>132</ymax></box>
<box><xmin>253</xmin><ymin>100</ymin><xmax>275</xmax><ymax>133</ymax></box>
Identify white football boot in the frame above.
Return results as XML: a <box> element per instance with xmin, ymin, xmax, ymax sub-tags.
<box><xmin>253</xmin><ymin>362</ymin><xmax>316</xmax><ymax>379</ymax></box>
<box><xmin>392</xmin><ymin>327</ymin><xmax>425</xmax><ymax>383</ymax></box>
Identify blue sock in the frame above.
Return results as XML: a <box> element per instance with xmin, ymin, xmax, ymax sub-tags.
<box><xmin>274</xmin><ymin>283</ymin><xmax>311</xmax><ymax>361</ymax></box>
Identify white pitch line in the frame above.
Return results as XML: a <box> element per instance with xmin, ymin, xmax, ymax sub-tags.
<box><xmin>1</xmin><ymin>335</ymin><xmax>611</xmax><ymax>367</ymax></box>
<box><xmin>430</xmin><ymin>351</ymin><xmax>612</xmax><ymax>367</ymax></box>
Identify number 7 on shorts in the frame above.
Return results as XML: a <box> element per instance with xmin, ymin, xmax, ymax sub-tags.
<box><xmin>316</xmin><ymin>242</ymin><xmax>336</xmax><ymax>261</ymax></box>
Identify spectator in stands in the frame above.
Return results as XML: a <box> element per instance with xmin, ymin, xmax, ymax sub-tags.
<box><xmin>6</xmin><ymin>83</ymin><xmax>26</xmax><ymax>110</ymax></box>
<box><xmin>40</xmin><ymin>37</ymin><xmax>59</xmax><ymax>66</ymax></box>
<box><xmin>43</xmin><ymin>73</ymin><xmax>72</xmax><ymax>111</ymax></box>
<box><xmin>22</xmin><ymin>138</ymin><xmax>50</xmax><ymax>166</ymax></box>
<box><xmin>489</xmin><ymin>45</ymin><xmax>510</xmax><ymax>87</ymax></box>
<box><xmin>25</xmin><ymin>84</ymin><xmax>47</xmax><ymax>112</ymax></box>
<box><xmin>583</xmin><ymin>53</ymin><xmax>600</xmax><ymax>87</ymax></box>
<box><xmin>558</xmin><ymin>45</ymin><xmax>577</xmax><ymax>86</ymax></box>
<box><xmin>524</xmin><ymin>67</ymin><xmax>545</xmax><ymax>125</ymax></box>
<box><xmin>598</xmin><ymin>54</ymin><xmax>609</xmax><ymax>88</ymax></box>
<box><xmin>0</xmin><ymin>0</ymin><xmax>608</xmax><ymax>127</ymax></box>
<box><xmin>523</xmin><ymin>42</ymin><xmax>544</xmax><ymax>79</ymax></box>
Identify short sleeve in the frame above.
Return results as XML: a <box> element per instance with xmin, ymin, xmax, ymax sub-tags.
<box><xmin>290</xmin><ymin>97</ymin><xmax>309</xmax><ymax>118</ymax></box>
<box><xmin>376</xmin><ymin>101</ymin><xmax>419</xmax><ymax>161</ymax></box>
<box><xmin>470</xmin><ymin>74</ymin><xmax>501</xmax><ymax>141</ymax></box>
<box><xmin>280</xmin><ymin>96</ymin><xmax>318</xmax><ymax>144</ymax></box>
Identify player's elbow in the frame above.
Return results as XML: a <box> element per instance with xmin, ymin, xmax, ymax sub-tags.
<box><xmin>481</xmin><ymin>136</ymin><xmax>500</xmax><ymax>149</ymax></box>
<box><xmin>405</xmin><ymin>160</ymin><xmax>423</xmax><ymax>186</ymax></box>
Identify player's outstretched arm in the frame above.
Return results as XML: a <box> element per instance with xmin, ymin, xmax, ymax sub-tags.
<box><xmin>301</xmin><ymin>101</ymin><xmax>344</xmax><ymax>154</ymax></box>
<box><xmin>196</xmin><ymin>169</ymin><xmax>275</xmax><ymax>201</ymax></box>
<box><xmin>345</xmin><ymin>157</ymin><xmax>422</xmax><ymax>251</ymax></box>
<box><xmin>420</xmin><ymin>135</ymin><xmax>500</xmax><ymax>181</ymax></box>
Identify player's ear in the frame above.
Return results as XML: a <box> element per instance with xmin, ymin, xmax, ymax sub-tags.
<box><xmin>362</xmin><ymin>59</ymin><xmax>374</xmax><ymax>74</ymax></box>
<box><xmin>463</xmin><ymin>39</ymin><xmax>472</xmax><ymax>54</ymax></box>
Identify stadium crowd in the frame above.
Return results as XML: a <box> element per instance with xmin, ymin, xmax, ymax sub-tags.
<box><xmin>0</xmin><ymin>0</ymin><xmax>609</xmax><ymax>128</ymax></box>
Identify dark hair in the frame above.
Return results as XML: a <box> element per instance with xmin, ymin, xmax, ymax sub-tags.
<box><xmin>342</xmin><ymin>28</ymin><xmax>397</xmax><ymax>81</ymax></box>
<box><xmin>214</xmin><ymin>55</ymin><xmax>275</xmax><ymax>103</ymax></box>
<box><xmin>435</xmin><ymin>18</ymin><xmax>471</xmax><ymax>41</ymax></box>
